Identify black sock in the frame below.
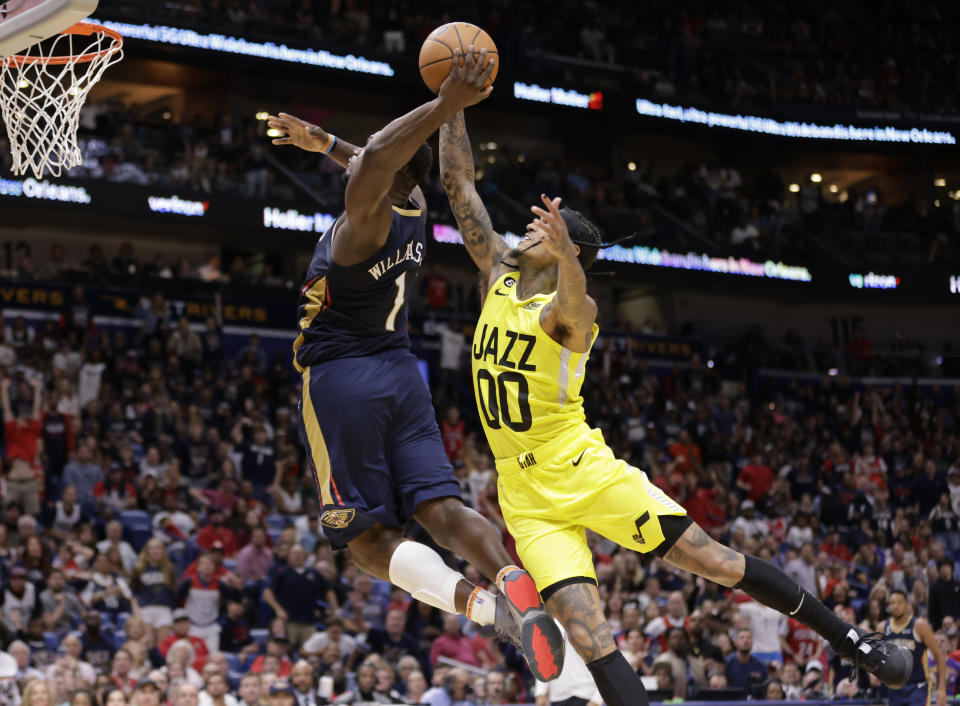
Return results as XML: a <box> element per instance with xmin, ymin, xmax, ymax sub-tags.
<box><xmin>586</xmin><ymin>651</ymin><xmax>650</xmax><ymax>706</ymax></box>
<box><xmin>735</xmin><ymin>555</ymin><xmax>852</xmax><ymax>651</ymax></box>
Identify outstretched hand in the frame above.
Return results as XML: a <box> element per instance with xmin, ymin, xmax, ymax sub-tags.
<box><xmin>528</xmin><ymin>194</ymin><xmax>577</xmax><ymax>260</ymax></box>
<box><xmin>267</xmin><ymin>112</ymin><xmax>330</xmax><ymax>152</ymax></box>
<box><xmin>438</xmin><ymin>45</ymin><xmax>496</xmax><ymax>110</ymax></box>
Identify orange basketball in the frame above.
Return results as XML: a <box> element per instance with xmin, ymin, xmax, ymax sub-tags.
<box><xmin>419</xmin><ymin>22</ymin><xmax>499</xmax><ymax>94</ymax></box>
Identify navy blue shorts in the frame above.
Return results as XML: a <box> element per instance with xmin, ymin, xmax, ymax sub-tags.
<box><xmin>886</xmin><ymin>682</ymin><xmax>930</xmax><ymax>706</ymax></box>
<box><xmin>297</xmin><ymin>348</ymin><xmax>461</xmax><ymax>549</ymax></box>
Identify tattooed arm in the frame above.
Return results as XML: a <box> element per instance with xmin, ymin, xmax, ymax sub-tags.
<box><xmin>439</xmin><ymin>109</ymin><xmax>510</xmax><ymax>279</ymax></box>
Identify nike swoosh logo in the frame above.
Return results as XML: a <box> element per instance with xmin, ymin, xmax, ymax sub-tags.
<box><xmin>572</xmin><ymin>451</ymin><xmax>585</xmax><ymax>467</ymax></box>
<box><xmin>494</xmin><ymin>289</ymin><xmax>508</xmax><ymax>296</ymax></box>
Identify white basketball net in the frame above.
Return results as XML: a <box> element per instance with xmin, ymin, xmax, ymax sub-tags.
<box><xmin>0</xmin><ymin>26</ymin><xmax>123</xmax><ymax>179</ymax></box>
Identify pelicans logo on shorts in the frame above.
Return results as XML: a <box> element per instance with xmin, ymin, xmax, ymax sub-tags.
<box><xmin>320</xmin><ymin>508</ymin><xmax>356</xmax><ymax>529</ymax></box>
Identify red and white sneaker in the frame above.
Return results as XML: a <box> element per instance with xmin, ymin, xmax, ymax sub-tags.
<box><xmin>496</xmin><ymin>566</ymin><xmax>564</xmax><ymax>682</ymax></box>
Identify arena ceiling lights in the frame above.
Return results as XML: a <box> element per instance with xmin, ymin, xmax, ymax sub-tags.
<box><xmin>88</xmin><ymin>19</ymin><xmax>395</xmax><ymax>76</ymax></box>
<box><xmin>636</xmin><ymin>99</ymin><xmax>957</xmax><ymax>145</ymax></box>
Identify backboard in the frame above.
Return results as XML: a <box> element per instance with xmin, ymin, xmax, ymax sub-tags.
<box><xmin>0</xmin><ymin>0</ymin><xmax>98</xmax><ymax>56</ymax></box>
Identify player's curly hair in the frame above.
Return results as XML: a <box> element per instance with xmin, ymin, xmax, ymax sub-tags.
<box><xmin>559</xmin><ymin>208</ymin><xmax>601</xmax><ymax>271</ymax></box>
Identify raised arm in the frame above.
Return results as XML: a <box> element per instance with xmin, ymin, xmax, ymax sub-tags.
<box><xmin>341</xmin><ymin>48</ymin><xmax>495</xmax><ymax>261</ymax></box>
<box><xmin>267</xmin><ymin>112</ymin><xmax>361</xmax><ymax>170</ymax></box>
<box><xmin>531</xmin><ymin>195</ymin><xmax>598</xmax><ymax>351</ymax></box>
<box><xmin>439</xmin><ymin>109</ymin><xmax>508</xmax><ymax>276</ymax></box>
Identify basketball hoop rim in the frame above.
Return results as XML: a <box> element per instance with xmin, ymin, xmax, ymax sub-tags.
<box><xmin>3</xmin><ymin>21</ymin><xmax>123</xmax><ymax>66</ymax></box>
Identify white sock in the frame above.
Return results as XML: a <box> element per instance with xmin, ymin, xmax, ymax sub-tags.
<box><xmin>465</xmin><ymin>586</ymin><xmax>497</xmax><ymax>627</ymax></box>
<box><xmin>388</xmin><ymin>540</ymin><xmax>465</xmax><ymax>615</ymax></box>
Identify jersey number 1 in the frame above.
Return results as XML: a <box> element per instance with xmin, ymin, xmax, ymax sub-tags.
<box><xmin>385</xmin><ymin>272</ymin><xmax>406</xmax><ymax>332</ymax></box>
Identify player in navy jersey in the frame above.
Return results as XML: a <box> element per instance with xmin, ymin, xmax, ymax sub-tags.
<box><xmin>266</xmin><ymin>46</ymin><xmax>563</xmax><ymax>682</ymax></box>
<box><xmin>882</xmin><ymin>590</ymin><xmax>947</xmax><ymax>706</ymax></box>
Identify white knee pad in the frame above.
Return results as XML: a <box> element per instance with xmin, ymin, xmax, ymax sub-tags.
<box><xmin>388</xmin><ymin>540</ymin><xmax>464</xmax><ymax>615</ymax></box>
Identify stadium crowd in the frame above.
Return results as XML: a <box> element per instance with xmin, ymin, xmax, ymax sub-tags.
<box><xmin>0</xmin><ymin>267</ymin><xmax>957</xmax><ymax>706</ymax></box>
<box><xmin>98</xmin><ymin>0</ymin><xmax>960</xmax><ymax>116</ymax></box>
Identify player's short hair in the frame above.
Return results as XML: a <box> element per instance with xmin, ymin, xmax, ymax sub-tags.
<box><xmin>889</xmin><ymin>589</ymin><xmax>910</xmax><ymax>602</ymax></box>
<box><xmin>400</xmin><ymin>141</ymin><xmax>433</xmax><ymax>187</ymax></box>
<box><xmin>559</xmin><ymin>208</ymin><xmax>601</xmax><ymax>271</ymax></box>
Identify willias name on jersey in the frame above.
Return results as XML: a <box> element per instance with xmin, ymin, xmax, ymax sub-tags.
<box><xmin>293</xmin><ymin>202</ymin><xmax>426</xmax><ymax>368</ymax></box>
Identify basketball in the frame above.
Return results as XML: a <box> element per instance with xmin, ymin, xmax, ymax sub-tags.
<box><xmin>418</xmin><ymin>22</ymin><xmax>499</xmax><ymax>94</ymax></box>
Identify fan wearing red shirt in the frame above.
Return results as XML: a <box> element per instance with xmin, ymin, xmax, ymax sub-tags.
<box><xmin>783</xmin><ymin>617</ymin><xmax>824</xmax><ymax>665</ymax></box>
<box><xmin>668</xmin><ymin>430</ymin><xmax>702</xmax><ymax>473</ymax></box>
<box><xmin>820</xmin><ymin>531</ymin><xmax>852</xmax><ymax>562</ymax></box>
<box><xmin>441</xmin><ymin>406</ymin><xmax>465</xmax><ymax>461</ymax></box>
<box><xmin>249</xmin><ymin>636</ymin><xmax>293</xmax><ymax>677</ymax></box>
<box><xmin>157</xmin><ymin>609</ymin><xmax>209</xmax><ymax>670</ymax></box>
<box><xmin>430</xmin><ymin>614</ymin><xmax>482</xmax><ymax>667</ymax></box>
<box><xmin>2</xmin><ymin>376</ymin><xmax>44</xmax><ymax>515</ymax></box>
<box><xmin>737</xmin><ymin>454</ymin><xmax>774</xmax><ymax>503</ymax></box>
<box><xmin>195</xmin><ymin>509</ymin><xmax>238</xmax><ymax>557</ymax></box>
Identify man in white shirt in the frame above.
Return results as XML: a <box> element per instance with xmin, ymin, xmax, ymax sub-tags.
<box><xmin>730</xmin><ymin>500</ymin><xmax>768</xmax><ymax>543</ymax></box>
<box><xmin>737</xmin><ymin>597</ymin><xmax>787</xmax><ymax>665</ymax></box>
<box><xmin>301</xmin><ymin>616</ymin><xmax>358</xmax><ymax>659</ymax></box>
<box><xmin>96</xmin><ymin>519</ymin><xmax>138</xmax><ymax>572</ymax></box>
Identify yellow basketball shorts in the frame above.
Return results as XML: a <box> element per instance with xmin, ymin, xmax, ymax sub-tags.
<box><xmin>495</xmin><ymin>425</ymin><xmax>687</xmax><ymax>592</ymax></box>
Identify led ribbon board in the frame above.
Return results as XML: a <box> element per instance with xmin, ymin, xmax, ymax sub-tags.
<box><xmin>88</xmin><ymin>19</ymin><xmax>395</xmax><ymax>76</ymax></box>
<box><xmin>636</xmin><ymin>99</ymin><xmax>957</xmax><ymax>145</ymax></box>
<box><xmin>433</xmin><ymin>225</ymin><xmax>812</xmax><ymax>282</ymax></box>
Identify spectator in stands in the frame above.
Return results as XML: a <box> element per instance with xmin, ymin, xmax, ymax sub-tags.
<box><xmin>159</xmin><ymin>609</ymin><xmax>209</xmax><ymax>669</ymax></box>
<box><xmin>175</xmin><ymin>554</ymin><xmax>228</xmax><ymax>652</ymax></box>
<box><xmin>173</xmin><ymin>682</ymin><xmax>201</xmax><ymax>706</ymax></box>
<box><xmin>63</xmin><ymin>445</ymin><xmax>104</xmax><ymax>512</ymax></box>
<box><xmin>333</xmin><ymin>664</ymin><xmax>386</xmax><ymax>705</ymax></box>
<box><xmin>429</xmin><ymin>615</ymin><xmax>481</xmax><ymax>668</ymax></box>
<box><xmin>289</xmin><ymin>660</ymin><xmax>319</xmax><ymax>706</ymax></box>
<box><xmin>130</xmin><ymin>539</ymin><xmax>177</xmax><ymax>642</ymax></box>
<box><xmin>301</xmin><ymin>615</ymin><xmax>357</xmax><ymax>664</ymax></box>
<box><xmin>738</xmin><ymin>597</ymin><xmax>786</xmax><ymax>665</ymax></box>
<box><xmin>653</xmin><ymin>627</ymin><xmax>702</xmax><ymax>697</ymax></box>
<box><xmin>737</xmin><ymin>454</ymin><xmax>774</xmax><ymax>505</ymax></box>
<box><xmin>263</xmin><ymin>544</ymin><xmax>334</xmax><ymax>651</ymax></box>
<box><xmin>250</xmin><ymin>637</ymin><xmax>292</xmax><ymax>678</ymax></box>
<box><xmin>48</xmin><ymin>484</ymin><xmax>84</xmax><ymax>541</ymax></box>
<box><xmin>39</xmin><ymin>567</ymin><xmax>83</xmax><ymax>633</ymax></box>
<box><xmin>235</xmin><ymin>527</ymin><xmax>273</xmax><ymax>582</ymax></box>
<box><xmin>929</xmin><ymin>559</ymin><xmax>960</xmax><ymax>631</ymax></box>
<box><xmin>724</xmin><ymin>629</ymin><xmax>766</xmax><ymax>695</ymax></box>
<box><xmin>366</xmin><ymin>608</ymin><xmax>423</xmax><ymax>670</ymax></box>
<box><xmin>82</xmin><ymin>549</ymin><xmax>137</xmax><ymax>622</ymax></box>
<box><xmin>236</xmin><ymin>673</ymin><xmax>262</xmax><ymax>706</ymax></box>
<box><xmin>93</xmin><ymin>465</ymin><xmax>139</xmax><ymax>517</ymax></box>
<box><xmin>196</xmin><ymin>511</ymin><xmax>238</xmax><ymax>557</ymax></box>
<box><xmin>98</xmin><ymin>520</ymin><xmax>139</xmax><ymax>572</ymax></box>
<box><xmin>199</xmin><ymin>670</ymin><xmax>234</xmax><ymax>706</ymax></box>
<box><xmin>1</xmin><ymin>567</ymin><xmax>39</xmax><ymax>632</ymax></box>
<box><xmin>2</xmin><ymin>376</ymin><xmax>44</xmax><ymax>515</ymax></box>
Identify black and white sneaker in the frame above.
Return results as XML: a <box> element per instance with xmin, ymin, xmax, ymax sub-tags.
<box><xmin>837</xmin><ymin>627</ymin><xmax>911</xmax><ymax>689</ymax></box>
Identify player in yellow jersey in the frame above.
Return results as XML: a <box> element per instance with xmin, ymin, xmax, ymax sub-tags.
<box><xmin>438</xmin><ymin>76</ymin><xmax>911</xmax><ymax>705</ymax></box>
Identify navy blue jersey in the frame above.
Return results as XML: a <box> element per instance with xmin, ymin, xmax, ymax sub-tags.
<box><xmin>294</xmin><ymin>202</ymin><xmax>426</xmax><ymax>368</ymax></box>
<box><xmin>885</xmin><ymin>616</ymin><xmax>929</xmax><ymax>685</ymax></box>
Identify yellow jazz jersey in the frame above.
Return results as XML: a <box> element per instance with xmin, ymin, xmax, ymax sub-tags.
<box><xmin>473</xmin><ymin>272</ymin><xmax>687</xmax><ymax>592</ymax></box>
<box><xmin>471</xmin><ymin>272</ymin><xmax>598</xmax><ymax>459</ymax></box>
